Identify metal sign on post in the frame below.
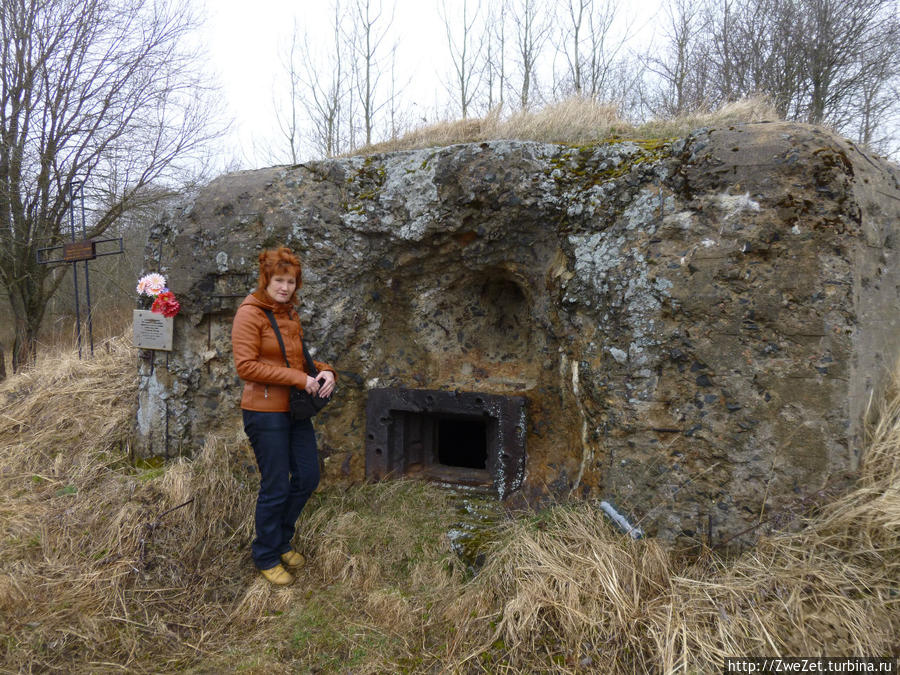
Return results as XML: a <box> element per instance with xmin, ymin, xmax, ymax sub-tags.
<box><xmin>36</xmin><ymin>181</ymin><xmax>124</xmax><ymax>358</ymax></box>
<box><xmin>62</xmin><ymin>240</ymin><xmax>97</xmax><ymax>262</ymax></box>
<box><xmin>132</xmin><ymin>310</ymin><xmax>174</xmax><ymax>351</ymax></box>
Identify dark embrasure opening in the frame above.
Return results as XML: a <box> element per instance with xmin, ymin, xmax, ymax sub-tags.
<box><xmin>436</xmin><ymin>415</ymin><xmax>487</xmax><ymax>469</ymax></box>
<box><xmin>365</xmin><ymin>388</ymin><xmax>526</xmax><ymax>498</ymax></box>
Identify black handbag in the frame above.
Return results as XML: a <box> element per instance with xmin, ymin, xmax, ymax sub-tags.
<box><xmin>262</xmin><ymin>309</ymin><xmax>331</xmax><ymax>420</ymax></box>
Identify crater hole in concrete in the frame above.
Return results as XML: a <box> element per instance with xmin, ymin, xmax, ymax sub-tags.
<box><xmin>413</xmin><ymin>271</ymin><xmax>535</xmax><ymax>371</ymax></box>
<box><xmin>472</xmin><ymin>278</ymin><xmax>528</xmax><ymax>358</ymax></box>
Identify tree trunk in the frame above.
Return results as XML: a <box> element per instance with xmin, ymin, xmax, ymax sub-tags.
<box><xmin>0</xmin><ymin>342</ymin><xmax>6</xmax><ymax>382</ymax></box>
<box><xmin>7</xmin><ymin>275</ymin><xmax>48</xmax><ymax>373</ymax></box>
<box><xmin>12</xmin><ymin>316</ymin><xmax>38</xmax><ymax>373</ymax></box>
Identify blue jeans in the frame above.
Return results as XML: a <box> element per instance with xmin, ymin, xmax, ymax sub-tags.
<box><xmin>242</xmin><ymin>410</ymin><xmax>320</xmax><ymax>570</ymax></box>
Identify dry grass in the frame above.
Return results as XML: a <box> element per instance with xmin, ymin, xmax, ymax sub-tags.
<box><xmin>0</xmin><ymin>339</ymin><xmax>461</xmax><ymax>672</ymax></box>
<box><xmin>443</xmin><ymin>365</ymin><xmax>900</xmax><ymax>672</ymax></box>
<box><xmin>0</xmin><ymin>337</ymin><xmax>270</xmax><ymax>672</ymax></box>
<box><xmin>356</xmin><ymin>95</ymin><xmax>779</xmax><ymax>155</ymax></box>
<box><xmin>1</xmin><ymin>335</ymin><xmax>898</xmax><ymax>673</ymax></box>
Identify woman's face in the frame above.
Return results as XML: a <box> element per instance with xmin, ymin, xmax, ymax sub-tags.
<box><xmin>266</xmin><ymin>272</ymin><xmax>297</xmax><ymax>303</ymax></box>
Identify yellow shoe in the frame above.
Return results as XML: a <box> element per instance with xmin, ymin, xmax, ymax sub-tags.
<box><xmin>259</xmin><ymin>563</ymin><xmax>294</xmax><ymax>586</ymax></box>
<box><xmin>280</xmin><ymin>550</ymin><xmax>306</xmax><ymax>568</ymax></box>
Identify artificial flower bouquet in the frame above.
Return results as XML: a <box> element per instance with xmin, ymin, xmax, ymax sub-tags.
<box><xmin>136</xmin><ymin>273</ymin><xmax>181</xmax><ymax>318</ymax></box>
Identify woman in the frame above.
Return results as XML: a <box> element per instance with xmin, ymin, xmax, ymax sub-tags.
<box><xmin>231</xmin><ymin>247</ymin><xmax>336</xmax><ymax>585</ymax></box>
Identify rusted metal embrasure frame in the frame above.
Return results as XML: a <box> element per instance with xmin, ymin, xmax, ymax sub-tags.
<box><xmin>365</xmin><ymin>388</ymin><xmax>527</xmax><ymax>499</ymax></box>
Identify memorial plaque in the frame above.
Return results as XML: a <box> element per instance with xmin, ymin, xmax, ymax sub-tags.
<box><xmin>133</xmin><ymin>310</ymin><xmax>174</xmax><ymax>351</ymax></box>
<box><xmin>63</xmin><ymin>240</ymin><xmax>96</xmax><ymax>262</ymax></box>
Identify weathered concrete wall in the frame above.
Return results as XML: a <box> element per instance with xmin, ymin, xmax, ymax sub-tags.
<box><xmin>136</xmin><ymin>121</ymin><xmax>900</xmax><ymax>547</ymax></box>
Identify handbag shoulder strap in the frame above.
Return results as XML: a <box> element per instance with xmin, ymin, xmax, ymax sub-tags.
<box><xmin>261</xmin><ymin>307</ymin><xmax>318</xmax><ymax>376</ymax></box>
<box><xmin>261</xmin><ymin>308</ymin><xmax>290</xmax><ymax>368</ymax></box>
<box><xmin>302</xmin><ymin>341</ymin><xmax>319</xmax><ymax>377</ymax></box>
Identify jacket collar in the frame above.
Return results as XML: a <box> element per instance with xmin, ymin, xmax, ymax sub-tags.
<box><xmin>246</xmin><ymin>290</ymin><xmax>295</xmax><ymax>315</ymax></box>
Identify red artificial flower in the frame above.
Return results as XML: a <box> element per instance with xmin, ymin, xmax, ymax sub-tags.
<box><xmin>151</xmin><ymin>291</ymin><xmax>181</xmax><ymax>318</ymax></box>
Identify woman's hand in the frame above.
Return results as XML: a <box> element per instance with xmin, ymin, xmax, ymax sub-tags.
<box><xmin>303</xmin><ymin>374</ymin><xmax>320</xmax><ymax>395</ymax></box>
<box><xmin>317</xmin><ymin>370</ymin><xmax>336</xmax><ymax>398</ymax></box>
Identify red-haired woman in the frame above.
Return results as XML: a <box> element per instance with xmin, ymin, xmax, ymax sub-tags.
<box><xmin>231</xmin><ymin>246</ymin><xmax>336</xmax><ymax>585</ymax></box>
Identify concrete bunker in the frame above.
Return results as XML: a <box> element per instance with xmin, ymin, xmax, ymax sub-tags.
<box><xmin>365</xmin><ymin>388</ymin><xmax>527</xmax><ymax>498</ymax></box>
<box><xmin>135</xmin><ymin>124</ymin><xmax>900</xmax><ymax>546</ymax></box>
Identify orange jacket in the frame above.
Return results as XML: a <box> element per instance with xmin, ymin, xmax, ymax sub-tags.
<box><xmin>231</xmin><ymin>291</ymin><xmax>336</xmax><ymax>412</ymax></box>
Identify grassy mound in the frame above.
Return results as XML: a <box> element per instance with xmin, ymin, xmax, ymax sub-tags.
<box><xmin>354</xmin><ymin>95</ymin><xmax>779</xmax><ymax>155</ymax></box>
<box><xmin>1</xmin><ymin>337</ymin><xmax>897</xmax><ymax>672</ymax></box>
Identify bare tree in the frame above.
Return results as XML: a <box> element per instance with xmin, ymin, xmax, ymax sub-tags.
<box><xmin>854</xmin><ymin>41</ymin><xmax>899</xmax><ymax>153</ymax></box>
<box><xmin>384</xmin><ymin>42</ymin><xmax>414</xmax><ymax>140</ymax></box>
<box><xmin>277</xmin><ymin>0</ymin><xmax>408</xmax><ymax>158</ymax></box>
<box><xmin>799</xmin><ymin>0</ymin><xmax>898</xmax><ymax>129</ymax></box>
<box><xmin>509</xmin><ymin>0</ymin><xmax>553</xmax><ymax>110</ymax></box>
<box><xmin>560</xmin><ymin>0</ymin><xmax>589</xmax><ymax>96</ymax></box>
<box><xmin>274</xmin><ymin>27</ymin><xmax>306</xmax><ymax>164</ymax></box>
<box><xmin>0</xmin><ymin>0</ymin><xmax>218</xmax><ymax>370</ymax></box>
<box><xmin>555</xmin><ymin>0</ymin><xmax>628</xmax><ymax>100</ymax></box>
<box><xmin>484</xmin><ymin>0</ymin><xmax>509</xmax><ymax>112</ymax></box>
<box><xmin>441</xmin><ymin>0</ymin><xmax>485</xmax><ymax>119</ymax></box>
<box><xmin>348</xmin><ymin>0</ymin><xmax>396</xmax><ymax>147</ymax></box>
<box><xmin>648</xmin><ymin>0</ymin><xmax>899</xmax><ymax>149</ymax></box>
<box><xmin>701</xmin><ymin>0</ymin><xmax>804</xmax><ymax>116</ymax></box>
<box><xmin>645</xmin><ymin>0</ymin><xmax>711</xmax><ymax>116</ymax></box>
<box><xmin>284</xmin><ymin>5</ymin><xmax>350</xmax><ymax>160</ymax></box>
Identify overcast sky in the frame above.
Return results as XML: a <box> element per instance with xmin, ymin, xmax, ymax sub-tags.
<box><xmin>197</xmin><ymin>0</ymin><xmax>661</xmax><ymax>170</ymax></box>
<box><xmin>200</xmin><ymin>0</ymin><xmax>446</xmax><ymax>168</ymax></box>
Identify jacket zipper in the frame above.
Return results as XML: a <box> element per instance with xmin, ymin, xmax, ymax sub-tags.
<box><xmin>264</xmin><ymin>385</ymin><xmax>269</xmax><ymax>399</ymax></box>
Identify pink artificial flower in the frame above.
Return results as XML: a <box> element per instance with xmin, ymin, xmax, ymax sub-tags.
<box><xmin>136</xmin><ymin>273</ymin><xmax>167</xmax><ymax>297</ymax></box>
<box><xmin>151</xmin><ymin>291</ymin><xmax>181</xmax><ymax>318</ymax></box>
